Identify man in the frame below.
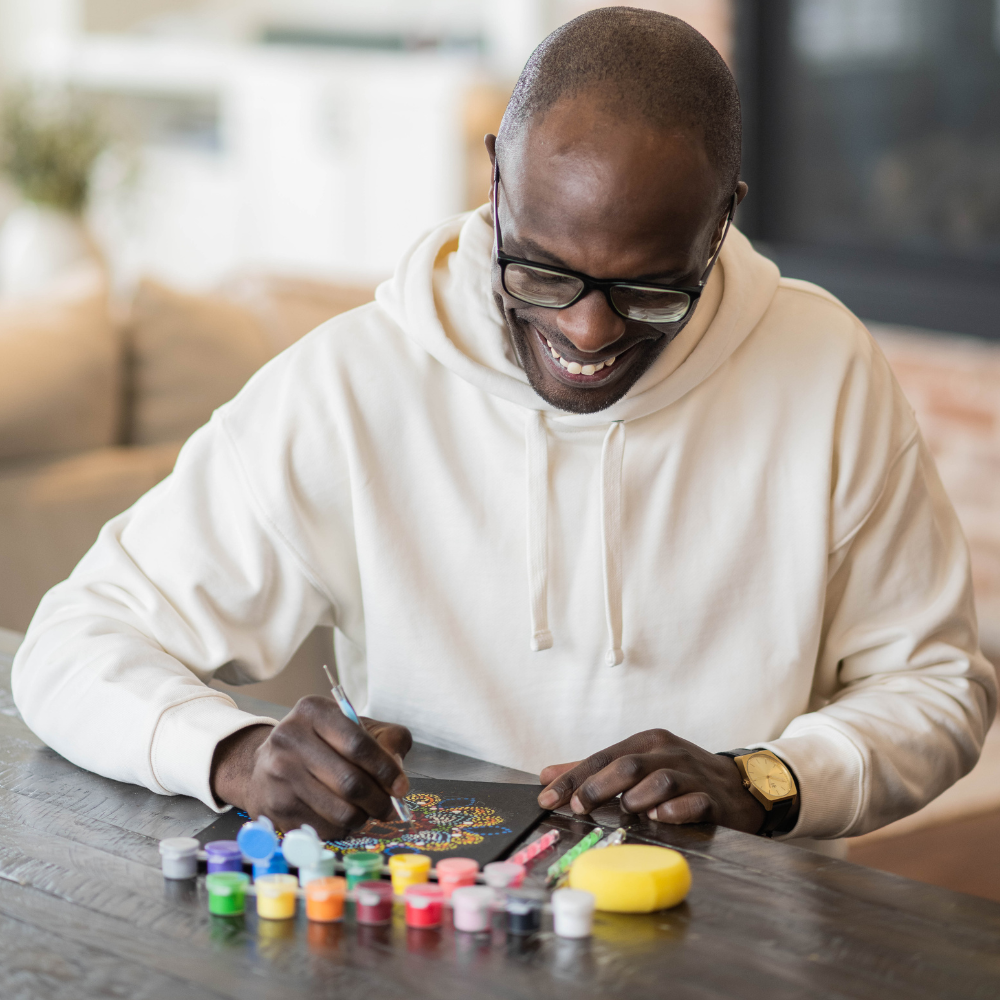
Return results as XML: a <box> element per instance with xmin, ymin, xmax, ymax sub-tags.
<box><xmin>12</xmin><ymin>9</ymin><xmax>995</xmax><ymax>845</ymax></box>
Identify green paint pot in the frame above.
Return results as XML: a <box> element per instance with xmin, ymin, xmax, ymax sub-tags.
<box><xmin>206</xmin><ymin>871</ymin><xmax>250</xmax><ymax>915</ymax></box>
<box><xmin>343</xmin><ymin>852</ymin><xmax>383</xmax><ymax>890</ymax></box>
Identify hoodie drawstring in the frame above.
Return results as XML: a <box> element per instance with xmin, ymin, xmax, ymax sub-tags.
<box><xmin>524</xmin><ymin>413</ymin><xmax>625</xmax><ymax>666</ymax></box>
<box><xmin>600</xmin><ymin>421</ymin><xmax>625</xmax><ymax>667</ymax></box>
<box><xmin>525</xmin><ymin>410</ymin><xmax>552</xmax><ymax>651</ymax></box>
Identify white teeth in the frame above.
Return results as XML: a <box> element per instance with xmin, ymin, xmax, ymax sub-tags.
<box><xmin>581</xmin><ymin>364</ymin><xmax>596</xmax><ymax>376</ymax></box>
<box><xmin>606</xmin><ymin>355</ymin><xmax>616</xmax><ymax>365</ymax></box>
<box><xmin>566</xmin><ymin>361</ymin><xmax>582</xmax><ymax>374</ymax></box>
<box><xmin>595</xmin><ymin>362</ymin><xmax>604</xmax><ymax>371</ymax></box>
<box><xmin>546</xmin><ymin>340</ymin><xmax>553</xmax><ymax>347</ymax></box>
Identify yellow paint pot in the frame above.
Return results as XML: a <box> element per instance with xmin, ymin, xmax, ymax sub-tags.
<box><xmin>568</xmin><ymin>844</ymin><xmax>691</xmax><ymax>913</ymax></box>
<box><xmin>388</xmin><ymin>853</ymin><xmax>430</xmax><ymax>895</ymax></box>
<box><xmin>255</xmin><ymin>873</ymin><xmax>299</xmax><ymax>920</ymax></box>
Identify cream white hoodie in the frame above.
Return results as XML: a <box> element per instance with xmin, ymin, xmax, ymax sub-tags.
<box><xmin>12</xmin><ymin>207</ymin><xmax>997</xmax><ymax>840</ymax></box>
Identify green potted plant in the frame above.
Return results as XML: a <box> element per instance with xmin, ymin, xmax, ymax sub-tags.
<box><xmin>0</xmin><ymin>87</ymin><xmax>108</xmax><ymax>300</ymax></box>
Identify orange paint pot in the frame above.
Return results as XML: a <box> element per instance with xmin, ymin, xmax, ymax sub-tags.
<box><xmin>305</xmin><ymin>876</ymin><xmax>347</xmax><ymax>923</ymax></box>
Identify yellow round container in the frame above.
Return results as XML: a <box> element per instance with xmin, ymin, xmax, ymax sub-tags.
<box><xmin>388</xmin><ymin>854</ymin><xmax>431</xmax><ymax>895</ymax></box>
<box><xmin>568</xmin><ymin>844</ymin><xmax>691</xmax><ymax>913</ymax></box>
<box><xmin>255</xmin><ymin>873</ymin><xmax>299</xmax><ymax>920</ymax></box>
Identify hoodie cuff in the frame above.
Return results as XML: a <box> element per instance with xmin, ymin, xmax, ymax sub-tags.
<box><xmin>750</xmin><ymin>727</ymin><xmax>866</xmax><ymax>840</ymax></box>
<box><xmin>149</xmin><ymin>693</ymin><xmax>277</xmax><ymax>812</ymax></box>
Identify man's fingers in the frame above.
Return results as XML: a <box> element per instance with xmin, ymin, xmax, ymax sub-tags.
<box><xmin>363</xmin><ymin>719</ymin><xmax>413</xmax><ymax>795</ymax></box>
<box><xmin>272</xmin><ymin>770</ymin><xmax>372</xmax><ymax>841</ymax></box>
<box><xmin>619</xmin><ymin>769</ymin><xmax>692</xmax><ymax>814</ymax></box>
<box><xmin>647</xmin><ymin>791</ymin><xmax>717</xmax><ymax>825</ymax></box>
<box><xmin>538</xmin><ymin>761</ymin><xmax>580</xmax><ymax>796</ymax></box>
<box><xmin>298</xmin><ymin>696</ymin><xmax>406</xmax><ymax>797</ymax></box>
<box><xmin>537</xmin><ymin>752</ymin><xmax>617</xmax><ymax>809</ymax></box>
<box><xmin>569</xmin><ymin>753</ymin><xmax>672</xmax><ymax>814</ymax></box>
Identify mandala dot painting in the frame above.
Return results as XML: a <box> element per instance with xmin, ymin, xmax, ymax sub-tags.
<box><xmin>332</xmin><ymin>792</ymin><xmax>512</xmax><ymax>856</ymax></box>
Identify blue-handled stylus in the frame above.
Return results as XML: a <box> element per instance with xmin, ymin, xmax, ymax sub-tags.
<box><xmin>322</xmin><ymin>664</ymin><xmax>412</xmax><ymax>822</ymax></box>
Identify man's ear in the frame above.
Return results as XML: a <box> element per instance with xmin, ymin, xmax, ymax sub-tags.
<box><xmin>485</xmin><ymin>133</ymin><xmax>497</xmax><ymax>168</ymax></box>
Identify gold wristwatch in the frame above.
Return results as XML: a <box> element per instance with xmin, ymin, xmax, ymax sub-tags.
<box><xmin>717</xmin><ymin>748</ymin><xmax>798</xmax><ymax>836</ymax></box>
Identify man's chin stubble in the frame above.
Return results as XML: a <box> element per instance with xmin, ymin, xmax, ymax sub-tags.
<box><xmin>505</xmin><ymin>319</ymin><xmax>669</xmax><ymax>415</ymax></box>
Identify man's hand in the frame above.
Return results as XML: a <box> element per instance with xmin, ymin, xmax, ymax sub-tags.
<box><xmin>536</xmin><ymin>728</ymin><xmax>766</xmax><ymax>833</ymax></box>
<box><xmin>211</xmin><ymin>695</ymin><xmax>412</xmax><ymax>840</ymax></box>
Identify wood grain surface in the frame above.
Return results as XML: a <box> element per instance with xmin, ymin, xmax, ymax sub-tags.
<box><xmin>2</xmin><ymin>643</ymin><xmax>999</xmax><ymax>999</ymax></box>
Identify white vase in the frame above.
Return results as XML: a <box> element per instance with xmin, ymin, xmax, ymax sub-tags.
<box><xmin>0</xmin><ymin>203</ymin><xmax>106</xmax><ymax>301</ymax></box>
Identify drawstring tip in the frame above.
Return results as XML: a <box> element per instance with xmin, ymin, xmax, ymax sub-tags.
<box><xmin>531</xmin><ymin>631</ymin><xmax>553</xmax><ymax>652</ymax></box>
<box><xmin>605</xmin><ymin>648</ymin><xmax>624</xmax><ymax>667</ymax></box>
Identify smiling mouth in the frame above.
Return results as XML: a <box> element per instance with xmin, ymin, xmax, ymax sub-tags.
<box><xmin>534</xmin><ymin>327</ymin><xmax>632</xmax><ymax>384</ymax></box>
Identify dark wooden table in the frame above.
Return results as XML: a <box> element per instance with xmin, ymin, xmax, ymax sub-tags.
<box><xmin>1</xmin><ymin>635</ymin><xmax>999</xmax><ymax>999</ymax></box>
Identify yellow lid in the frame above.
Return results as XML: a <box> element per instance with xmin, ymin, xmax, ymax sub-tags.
<box><xmin>388</xmin><ymin>853</ymin><xmax>430</xmax><ymax>872</ymax></box>
<box><xmin>567</xmin><ymin>844</ymin><xmax>691</xmax><ymax>913</ymax></box>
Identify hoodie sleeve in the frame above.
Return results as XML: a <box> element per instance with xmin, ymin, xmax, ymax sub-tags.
<box><xmin>755</xmin><ymin>340</ymin><xmax>996</xmax><ymax>840</ymax></box>
<box><xmin>10</xmin><ymin>411</ymin><xmax>336</xmax><ymax>812</ymax></box>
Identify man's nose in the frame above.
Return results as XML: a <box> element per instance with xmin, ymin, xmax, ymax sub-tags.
<box><xmin>555</xmin><ymin>290</ymin><xmax>626</xmax><ymax>354</ymax></box>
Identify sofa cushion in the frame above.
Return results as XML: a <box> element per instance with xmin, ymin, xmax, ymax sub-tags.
<box><xmin>127</xmin><ymin>279</ymin><xmax>272</xmax><ymax>446</ymax></box>
<box><xmin>0</xmin><ymin>293</ymin><xmax>119</xmax><ymax>463</ymax></box>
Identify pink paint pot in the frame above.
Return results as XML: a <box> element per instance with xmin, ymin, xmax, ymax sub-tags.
<box><xmin>482</xmin><ymin>861</ymin><xmax>525</xmax><ymax>889</ymax></box>
<box><xmin>451</xmin><ymin>886</ymin><xmax>496</xmax><ymax>933</ymax></box>
<box><xmin>405</xmin><ymin>883</ymin><xmax>444</xmax><ymax>929</ymax></box>
<box><xmin>354</xmin><ymin>880</ymin><xmax>393</xmax><ymax>926</ymax></box>
<box><xmin>434</xmin><ymin>857</ymin><xmax>478</xmax><ymax>898</ymax></box>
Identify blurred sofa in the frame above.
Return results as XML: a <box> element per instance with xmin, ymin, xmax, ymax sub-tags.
<box><xmin>0</xmin><ymin>275</ymin><xmax>374</xmax><ymax>636</ymax></box>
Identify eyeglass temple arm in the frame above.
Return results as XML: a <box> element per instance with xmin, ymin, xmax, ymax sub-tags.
<box><xmin>700</xmin><ymin>191</ymin><xmax>739</xmax><ymax>286</ymax></box>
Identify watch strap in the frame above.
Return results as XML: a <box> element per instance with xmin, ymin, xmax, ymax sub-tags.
<box><xmin>758</xmin><ymin>797</ymin><xmax>795</xmax><ymax>837</ymax></box>
<box><xmin>716</xmin><ymin>748</ymin><xmax>756</xmax><ymax>759</ymax></box>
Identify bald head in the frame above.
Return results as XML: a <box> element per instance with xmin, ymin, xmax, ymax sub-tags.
<box><xmin>496</xmin><ymin>7</ymin><xmax>741</xmax><ymax>204</ymax></box>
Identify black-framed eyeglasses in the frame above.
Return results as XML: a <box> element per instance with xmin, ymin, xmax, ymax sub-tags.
<box><xmin>492</xmin><ymin>164</ymin><xmax>737</xmax><ymax>325</ymax></box>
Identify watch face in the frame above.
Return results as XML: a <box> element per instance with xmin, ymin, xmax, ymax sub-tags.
<box><xmin>745</xmin><ymin>753</ymin><xmax>793</xmax><ymax>798</ymax></box>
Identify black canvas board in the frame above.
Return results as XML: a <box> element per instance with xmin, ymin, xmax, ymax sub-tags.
<box><xmin>195</xmin><ymin>778</ymin><xmax>548</xmax><ymax>867</ymax></box>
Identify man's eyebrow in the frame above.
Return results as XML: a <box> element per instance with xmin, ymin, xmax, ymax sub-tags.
<box><xmin>505</xmin><ymin>234</ymin><xmax>689</xmax><ymax>283</ymax></box>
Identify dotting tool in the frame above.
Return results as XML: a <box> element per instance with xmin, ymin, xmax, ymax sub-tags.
<box><xmin>322</xmin><ymin>664</ymin><xmax>412</xmax><ymax>823</ymax></box>
<box><xmin>509</xmin><ymin>828</ymin><xmax>560</xmax><ymax>867</ymax></box>
<box><xmin>546</xmin><ymin>828</ymin><xmax>604</xmax><ymax>885</ymax></box>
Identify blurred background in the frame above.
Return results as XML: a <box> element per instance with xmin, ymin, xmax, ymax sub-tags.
<box><xmin>0</xmin><ymin>0</ymin><xmax>999</xmax><ymax>898</ymax></box>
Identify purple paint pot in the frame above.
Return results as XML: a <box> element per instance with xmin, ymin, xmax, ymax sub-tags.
<box><xmin>205</xmin><ymin>840</ymin><xmax>243</xmax><ymax>873</ymax></box>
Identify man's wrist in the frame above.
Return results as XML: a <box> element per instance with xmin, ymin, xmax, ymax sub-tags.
<box><xmin>210</xmin><ymin>724</ymin><xmax>272</xmax><ymax>808</ymax></box>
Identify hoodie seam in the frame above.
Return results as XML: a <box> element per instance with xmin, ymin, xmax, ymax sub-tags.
<box><xmin>828</xmin><ymin>428</ymin><xmax>920</xmax><ymax>555</ymax></box>
<box><xmin>218</xmin><ymin>413</ymin><xmax>342</xmax><ymax>618</ymax></box>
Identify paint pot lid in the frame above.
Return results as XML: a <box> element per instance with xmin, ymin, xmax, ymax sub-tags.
<box><xmin>343</xmin><ymin>851</ymin><xmax>383</xmax><ymax>870</ymax></box>
<box><xmin>255</xmin><ymin>873</ymin><xmax>298</xmax><ymax>896</ymax></box>
<box><xmin>237</xmin><ymin>817</ymin><xmax>278</xmax><ymax>861</ymax></box>
<box><xmin>405</xmin><ymin>883</ymin><xmax>443</xmax><ymax>907</ymax></box>
<box><xmin>388</xmin><ymin>852</ymin><xmax>431</xmax><ymax>871</ymax></box>
<box><xmin>205</xmin><ymin>872</ymin><xmax>250</xmax><ymax>895</ymax></box>
<box><xmin>482</xmin><ymin>861</ymin><xmax>525</xmax><ymax>887</ymax></box>
<box><xmin>280</xmin><ymin>824</ymin><xmax>324</xmax><ymax>868</ymax></box>
<box><xmin>450</xmin><ymin>886</ymin><xmax>495</xmax><ymax>911</ymax></box>
<box><xmin>159</xmin><ymin>837</ymin><xmax>199</xmax><ymax>858</ymax></box>
<box><xmin>435</xmin><ymin>857</ymin><xmax>478</xmax><ymax>878</ymax></box>
<box><xmin>551</xmin><ymin>888</ymin><xmax>596</xmax><ymax>915</ymax></box>
<box><xmin>305</xmin><ymin>876</ymin><xmax>346</xmax><ymax>900</ymax></box>
<box><xmin>204</xmin><ymin>840</ymin><xmax>242</xmax><ymax>860</ymax></box>
<box><xmin>505</xmin><ymin>890</ymin><xmax>545</xmax><ymax>914</ymax></box>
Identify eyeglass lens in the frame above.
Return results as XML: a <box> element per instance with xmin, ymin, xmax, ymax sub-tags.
<box><xmin>503</xmin><ymin>261</ymin><xmax>691</xmax><ymax>323</ymax></box>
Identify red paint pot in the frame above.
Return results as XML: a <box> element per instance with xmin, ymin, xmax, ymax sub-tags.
<box><xmin>435</xmin><ymin>857</ymin><xmax>478</xmax><ymax>899</ymax></box>
<box><xmin>355</xmin><ymin>880</ymin><xmax>393</xmax><ymax>926</ymax></box>
<box><xmin>405</xmin><ymin>883</ymin><xmax>444</xmax><ymax>929</ymax></box>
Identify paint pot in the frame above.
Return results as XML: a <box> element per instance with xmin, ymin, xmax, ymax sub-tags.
<box><xmin>204</xmin><ymin>840</ymin><xmax>243</xmax><ymax>874</ymax></box>
<box><xmin>159</xmin><ymin>837</ymin><xmax>199</xmax><ymax>880</ymax></box>
<box><xmin>388</xmin><ymin>853</ymin><xmax>431</xmax><ymax>895</ymax></box>
<box><xmin>451</xmin><ymin>886</ymin><xmax>495</xmax><ymax>933</ymax></box>
<box><xmin>482</xmin><ymin>861</ymin><xmax>525</xmax><ymax>890</ymax></box>
<box><xmin>355</xmin><ymin>880</ymin><xmax>394</xmax><ymax>926</ymax></box>
<box><xmin>343</xmin><ymin>851</ymin><xmax>383</xmax><ymax>890</ymax></box>
<box><xmin>551</xmin><ymin>888</ymin><xmax>596</xmax><ymax>939</ymax></box>
<box><xmin>505</xmin><ymin>890</ymin><xmax>544</xmax><ymax>935</ymax></box>
<box><xmin>255</xmin><ymin>873</ymin><xmax>299</xmax><ymax>920</ymax></box>
<box><xmin>206</xmin><ymin>872</ymin><xmax>250</xmax><ymax>916</ymax></box>
<box><xmin>435</xmin><ymin>857</ymin><xmax>478</xmax><ymax>898</ymax></box>
<box><xmin>405</xmin><ymin>883</ymin><xmax>444</xmax><ymax>929</ymax></box>
<box><xmin>252</xmin><ymin>847</ymin><xmax>288</xmax><ymax>880</ymax></box>
<box><xmin>305</xmin><ymin>876</ymin><xmax>347</xmax><ymax>923</ymax></box>
<box><xmin>296</xmin><ymin>848</ymin><xmax>335</xmax><ymax>887</ymax></box>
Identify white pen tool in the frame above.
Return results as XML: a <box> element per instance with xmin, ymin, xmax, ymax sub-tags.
<box><xmin>322</xmin><ymin>664</ymin><xmax>412</xmax><ymax>823</ymax></box>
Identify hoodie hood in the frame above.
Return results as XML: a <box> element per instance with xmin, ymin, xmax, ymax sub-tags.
<box><xmin>376</xmin><ymin>205</ymin><xmax>782</xmax><ymax>667</ymax></box>
<box><xmin>376</xmin><ymin>204</ymin><xmax>781</xmax><ymax>427</ymax></box>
